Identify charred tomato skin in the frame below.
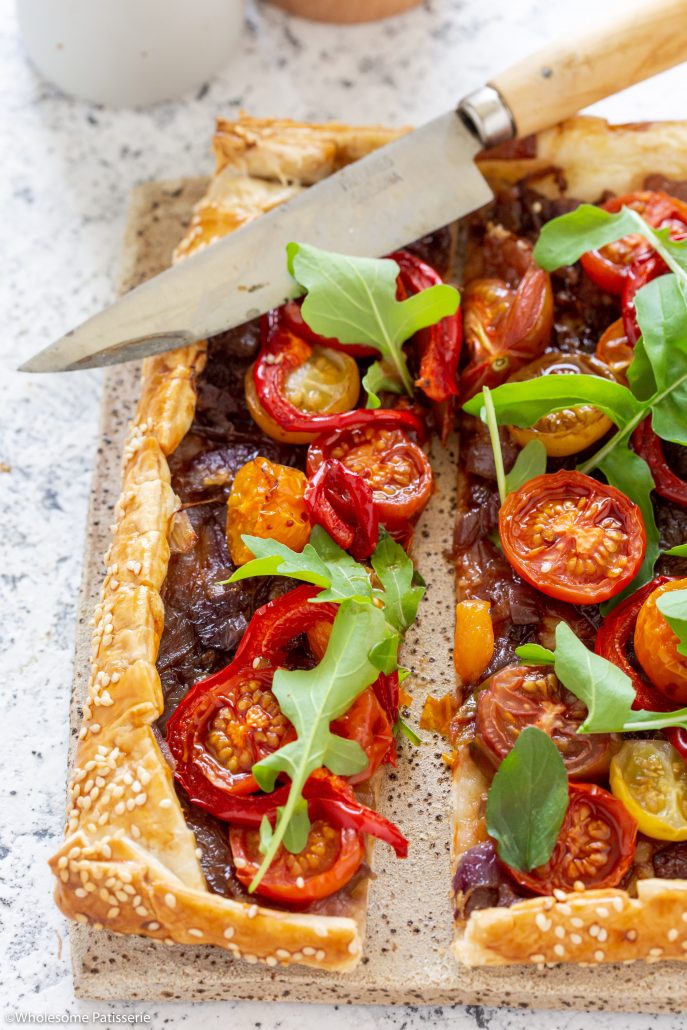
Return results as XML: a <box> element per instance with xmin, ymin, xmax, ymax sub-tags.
<box><xmin>507</xmin><ymin>782</ymin><xmax>637</xmax><ymax>895</ymax></box>
<box><xmin>476</xmin><ymin>664</ymin><xmax>616</xmax><ymax>780</ymax></box>
<box><xmin>498</xmin><ymin>470</ymin><xmax>647</xmax><ymax>605</ymax></box>
<box><xmin>229</xmin><ymin>820</ymin><xmax>365</xmax><ymax>905</ymax></box>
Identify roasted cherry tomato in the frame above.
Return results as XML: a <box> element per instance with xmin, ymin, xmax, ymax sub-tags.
<box><xmin>621</xmin><ymin>250</ymin><xmax>666</xmax><ymax>346</ymax></box>
<box><xmin>635</xmin><ymin>577</ymin><xmax>687</xmax><ymax>705</ymax></box>
<box><xmin>332</xmin><ymin>688</ymin><xmax>395</xmax><ymax>784</ymax></box>
<box><xmin>167</xmin><ymin>664</ymin><xmax>294</xmax><ymax>799</ymax></box>
<box><xmin>595</xmin><ymin>318</ymin><xmax>634</xmax><ymax>383</ymax></box>
<box><xmin>610</xmin><ymin>740</ymin><xmax>687</xmax><ymax>842</ymax></box>
<box><xmin>460</xmin><ymin>231</ymin><xmax>553</xmax><ymax>400</ymax></box>
<box><xmin>476</xmin><ymin>664</ymin><xmax>616</xmax><ymax>780</ymax></box>
<box><xmin>506</xmin><ymin>352</ymin><xmax>613</xmax><ymax>457</ymax></box>
<box><xmin>499</xmin><ymin>470</ymin><xmax>647</xmax><ymax>605</ymax></box>
<box><xmin>580</xmin><ymin>191</ymin><xmax>687</xmax><ymax>295</ymax></box>
<box><xmin>245</xmin><ymin>344</ymin><xmax>360</xmax><ymax>445</ymax></box>
<box><xmin>307</xmin><ymin>421</ymin><xmax>433</xmax><ymax>529</ymax></box>
<box><xmin>632</xmin><ymin>417</ymin><xmax>687</xmax><ymax>507</ymax></box>
<box><xmin>454</xmin><ymin>599</ymin><xmax>494</xmax><ymax>685</ymax></box>
<box><xmin>230</xmin><ymin>820</ymin><xmax>365</xmax><ymax>904</ymax></box>
<box><xmin>508</xmin><ymin>782</ymin><xmax>637</xmax><ymax>895</ymax></box>
<box><xmin>304</xmin><ymin>458</ymin><xmax>378</xmax><ymax>560</ymax></box>
<box><xmin>226</xmin><ymin>456</ymin><xmax>310</xmax><ymax>566</ymax></box>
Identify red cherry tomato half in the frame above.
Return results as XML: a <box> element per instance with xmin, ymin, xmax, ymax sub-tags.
<box><xmin>632</xmin><ymin>416</ymin><xmax>687</xmax><ymax>507</ymax></box>
<box><xmin>307</xmin><ymin>421</ymin><xmax>433</xmax><ymax>529</ymax></box>
<box><xmin>580</xmin><ymin>191</ymin><xmax>687</xmax><ymax>295</ymax></box>
<box><xmin>498</xmin><ymin>470</ymin><xmax>647</xmax><ymax>605</ymax></box>
<box><xmin>507</xmin><ymin>782</ymin><xmax>637</xmax><ymax>895</ymax></box>
<box><xmin>476</xmin><ymin>664</ymin><xmax>616</xmax><ymax>780</ymax></box>
<box><xmin>230</xmin><ymin>820</ymin><xmax>365</xmax><ymax>905</ymax></box>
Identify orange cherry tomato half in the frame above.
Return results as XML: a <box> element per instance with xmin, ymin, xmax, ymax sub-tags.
<box><xmin>498</xmin><ymin>470</ymin><xmax>646</xmax><ymax>605</ymax></box>
<box><xmin>634</xmin><ymin>577</ymin><xmax>687</xmax><ymax>706</ymax></box>
<box><xmin>306</xmin><ymin>423</ymin><xmax>433</xmax><ymax>529</ymax></box>
<box><xmin>476</xmin><ymin>664</ymin><xmax>616</xmax><ymax>780</ymax></box>
<box><xmin>580</xmin><ymin>191</ymin><xmax>687</xmax><ymax>295</ymax></box>
<box><xmin>230</xmin><ymin>820</ymin><xmax>365</xmax><ymax>904</ymax></box>
<box><xmin>226</xmin><ymin>456</ymin><xmax>311</xmax><ymax>566</ymax></box>
<box><xmin>507</xmin><ymin>782</ymin><xmax>637</xmax><ymax>895</ymax></box>
<box><xmin>595</xmin><ymin>318</ymin><xmax>634</xmax><ymax>383</ymax></box>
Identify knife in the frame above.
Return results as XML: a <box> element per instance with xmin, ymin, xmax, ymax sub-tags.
<box><xmin>22</xmin><ymin>0</ymin><xmax>687</xmax><ymax>373</ymax></box>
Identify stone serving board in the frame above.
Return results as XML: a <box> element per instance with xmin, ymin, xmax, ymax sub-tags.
<box><xmin>66</xmin><ymin>178</ymin><xmax>687</xmax><ymax>1012</ymax></box>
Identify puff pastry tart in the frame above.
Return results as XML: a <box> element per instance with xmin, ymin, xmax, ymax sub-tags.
<box><xmin>50</xmin><ymin>115</ymin><xmax>458</xmax><ymax>971</ymax></box>
<box><xmin>443</xmin><ymin>116</ymin><xmax>687</xmax><ymax>967</ymax></box>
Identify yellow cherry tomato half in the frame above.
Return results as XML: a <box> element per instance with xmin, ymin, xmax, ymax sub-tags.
<box><xmin>506</xmin><ymin>352</ymin><xmax>613</xmax><ymax>457</ymax></box>
<box><xmin>245</xmin><ymin>345</ymin><xmax>360</xmax><ymax>445</ymax></box>
<box><xmin>610</xmin><ymin>740</ymin><xmax>687</xmax><ymax>841</ymax></box>
<box><xmin>634</xmin><ymin>577</ymin><xmax>687</xmax><ymax>705</ymax></box>
<box><xmin>226</xmin><ymin>456</ymin><xmax>310</xmax><ymax>566</ymax></box>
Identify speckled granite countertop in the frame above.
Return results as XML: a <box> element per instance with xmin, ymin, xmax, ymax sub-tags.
<box><xmin>4</xmin><ymin>0</ymin><xmax>687</xmax><ymax>1024</ymax></box>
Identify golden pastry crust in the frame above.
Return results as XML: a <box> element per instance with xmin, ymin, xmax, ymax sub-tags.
<box><xmin>454</xmin><ymin>115</ymin><xmax>687</xmax><ymax>968</ymax></box>
<box><xmin>50</xmin><ymin>116</ymin><xmax>403</xmax><ymax>971</ymax></box>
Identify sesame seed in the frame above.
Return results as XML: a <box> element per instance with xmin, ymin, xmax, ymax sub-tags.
<box><xmin>244</xmin><ymin>954</ymin><xmax>258</xmax><ymax>964</ymax></box>
<box><xmin>265</xmin><ymin>956</ymin><xmax>277</xmax><ymax>967</ymax></box>
<box><xmin>649</xmin><ymin>947</ymin><xmax>663</xmax><ymax>958</ymax></box>
<box><xmin>612</xmin><ymin>897</ymin><xmax>624</xmax><ymax>912</ymax></box>
<box><xmin>75</xmin><ymin>888</ymin><xmax>87</xmax><ymax>898</ymax></box>
<box><xmin>58</xmin><ymin>857</ymin><xmax>68</xmax><ymax>869</ymax></box>
<box><xmin>570</xmin><ymin>933</ymin><xmax>582</xmax><ymax>945</ymax></box>
<box><xmin>681</xmin><ymin>940</ymin><xmax>687</xmax><ymax>951</ymax></box>
<box><xmin>552</xmin><ymin>889</ymin><xmax>567</xmax><ymax>901</ymax></box>
<box><xmin>554</xmin><ymin>926</ymin><xmax>565</xmax><ymax>940</ymax></box>
<box><xmin>596</xmin><ymin>906</ymin><xmax>610</xmax><ymax>918</ymax></box>
<box><xmin>553</xmin><ymin>944</ymin><xmax>565</xmax><ymax>958</ymax></box>
<box><xmin>223</xmin><ymin>927</ymin><xmax>235</xmax><ymax>940</ymax></box>
<box><xmin>668</xmin><ymin>928</ymin><xmax>679</xmax><ymax>942</ymax></box>
<box><xmin>115</xmin><ymin>890</ymin><xmax>128</xmax><ymax>904</ymax></box>
<box><xmin>130</xmin><ymin>825</ymin><xmax>141</xmax><ymax>839</ymax></box>
<box><xmin>529</xmin><ymin>954</ymin><xmax>545</xmax><ymax>964</ymax></box>
<box><xmin>276</xmin><ymin>948</ymin><xmax>290</xmax><ymax>959</ymax></box>
<box><xmin>107</xmin><ymin>907</ymin><xmax>120</xmax><ymax>919</ymax></box>
<box><xmin>90</xmin><ymin>723</ymin><xmax>101</xmax><ymax>735</ymax></box>
<box><xmin>593</xmin><ymin>950</ymin><xmax>605</xmax><ymax>962</ymax></box>
<box><xmin>570</xmin><ymin>917</ymin><xmax>584</xmax><ymax>928</ymax></box>
<box><xmin>597</xmin><ymin>929</ymin><xmax>608</xmax><ymax>943</ymax></box>
<box><xmin>60</xmin><ymin>871</ymin><xmax>69</xmax><ymax>883</ymax></box>
<box><xmin>573</xmin><ymin>880</ymin><xmax>585</xmax><ymax>892</ymax></box>
<box><xmin>315</xmin><ymin>950</ymin><xmax>326</xmax><ymax>961</ymax></box>
<box><xmin>535</xmin><ymin>913</ymin><xmax>551</xmax><ymax>933</ymax></box>
<box><xmin>302</xmin><ymin>947</ymin><xmax>316</xmax><ymax>956</ymax></box>
<box><xmin>159</xmin><ymin>799</ymin><xmax>172</xmax><ymax>809</ymax></box>
<box><xmin>589</xmin><ymin>924</ymin><xmax>600</xmax><ymax>938</ymax></box>
<box><xmin>626</xmin><ymin>929</ymin><xmax>638</xmax><ymax>941</ymax></box>
<box><xmin>135</xmin><ymin>906</ymin><xmax>148</xmax><ymax>917</ymax></box>
<box><xmin>146</xmin><ymin>921</ymin><xmax>161</xmax><ymax>931</ymax></box>
<box><xmin>165</xmin><ymin>893</ymin><xmax>176</xmax><ymax>909</ymax></box>
<box><xmin>347</xmin><ymin>939</ymin><xmax>361</xmax><ymax>955</ymax></box>
<box><xmin>135</xmin><ymin>793</ymin><xmax>147</xmax><ymax>806</ymax></box>
<box><xmin>188</xmin><ymin>928</ymin><xmax>203</xmax><ymax>938</ymax></box>
<box><xmin>114</xmin><ymin>802</ymin><xmax>125</xmax><ymax>816</ymax></box>
<box><xmin>248</xmin><ymin>905</ymin><xmax>258</xmax><ymax>919</ymax></box>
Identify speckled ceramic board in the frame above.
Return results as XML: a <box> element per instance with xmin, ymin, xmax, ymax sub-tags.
<box><xmin>67</xmin><ymin>179</ymin><xmax>687</xmax><ymax>1012</ymax></box>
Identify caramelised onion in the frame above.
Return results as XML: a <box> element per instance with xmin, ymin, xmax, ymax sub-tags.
<box><xmin>453</xmin><ymin>841</ymin><xmax>525</xmax><ymax>918</ymax></box>
<box><xmin>653</xmin><ymin>841</ymin><xmax>687</xmax><ymax>880</ymax></box>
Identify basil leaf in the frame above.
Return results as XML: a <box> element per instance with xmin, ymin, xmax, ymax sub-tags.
<box><xmin>514</xmin><ymin>643</ymin><xmax>556</xmax><ymax>665</ymax></box>
<box><xmin>596</xmin><ymin>445</ymin><xmax>659</xmax><ymax>610</ymax></box>
<box><xmin>362</xmin><ymin>360</ymin><xmax>404</xmax><ymax>409</ymax></box>
<box><xmin>505</xmin><ymin>439</ymin><xmax>548</xmax><ymax>495</ymax></box>
<box><xmin>463</xmin><ymin>375</ymin><xmax>640</xmax><ymax>430</ymax></box>
<box><xmin>249</xmin><ymin>601</ymin><xmax>386</xmax><ymax>891</ymax></box>
<box><xmin>656</xmin><ymin>588</ymin><xmax>687</xmax><ymax>657</ymax></box>
<box><xmin>287</xmin><ymin>242</ymin><xmax>460</xmax><ymax>397</ymax></box>
<box><xmin>371</xmin><ymin>528</ymin><xmax>426</xmax><ymax>632</ymax></box>
<box><xmin>227</xmin><ymin>526</ymin><xmax>372</xmax><ymax>604</ymax></box>
<box><xmin>486</xmin><ymin>726</ymin><xmax>569</xmax><ymax>873</ymax></box>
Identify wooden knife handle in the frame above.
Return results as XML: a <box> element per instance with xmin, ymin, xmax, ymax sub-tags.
<box><xmin>489</xmin><ymin>0</ymin><xmax>687</xmax><ymax>139</ymax></box>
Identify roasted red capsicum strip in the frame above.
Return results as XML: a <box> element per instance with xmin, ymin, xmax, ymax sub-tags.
<box><xmin>632</xmin><ymin>416</ymin><xmax>687</xmax><ymax>506</ymax></box>
<box><xmin>304</xmin><ymin>458</ymin><xmax>379</xmax><ymax>560</ymax></box>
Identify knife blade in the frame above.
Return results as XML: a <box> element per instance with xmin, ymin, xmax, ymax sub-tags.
<box><xmin>22</xmin><ymin>0</ymin><xmax>687</xmax><ymax>373</ymax></box>
<box><xmin>21</xmin><ymin>111</ymin><xmax>492</xmax><ymax>372</ymax></box>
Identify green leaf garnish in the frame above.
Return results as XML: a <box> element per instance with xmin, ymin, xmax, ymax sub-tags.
<box><xmin>521</xmin><ymin>621</ymin><xmax>687</xmax><ymax>734</ymax></box>
<box><xmin>371</xmin><ymin>527</ymin><xmax>426</xmax><ymax>633</ymax></box>
<box><xmin>504</xmin><ymin>439</ymin><xmax>548</xmax><ymax>496</ymax></box>
<box><xmin>287</xmin><ymin>242</ymin><xmax>460</xmax><ymax>398</ymax></box>
<box><xmin>665</xmin><ymin>543</ymin><xmax>687</xmax><ymax>557</ymax></box>
<box><xmin>486</xmin><ymin>726</ymin><xmax>569</xmax><ymax>872</ymax></box>
<box><xmin>225</xmin><ymin>526</ymin><xmax>372</xmax><ymax>604</ymax></box>
<box><xmin>369</xmin><ymin>633</ymin><xmax>401</xmax><ymax>675</ymax></box>
<box><xmin>249</xmin><ymin>601</ymin><xmax>387</xmax><ymax>891</ymax></box>
<box><xmin>482</xmin><ymin>385</ymin><xmax>507</xmax><ymax>504</ymax></box>
<box><xmin>394</xmin><ymin>716</ymin><xmax>422</xmax><ymax>745</ymax></box>
<box><xmin>362</xmin><ymin>360</ymin><xmax>404</xmax><ymax>409</ymax></box>
<box><xmin>656</xmin><ymin>589</ymin><xmax>687</xmax><ymax>657</ymax></box>
<box><xmin>514</xmin><ymin>643</ymin><xmax>556</xmax><ymax>665</ymax></box>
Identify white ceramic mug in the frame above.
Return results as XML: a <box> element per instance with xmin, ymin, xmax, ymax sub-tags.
<box><xmin>17</xmin><ymin>0</ymin><xmax>245</xmax><ymax>107</ymax></box>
